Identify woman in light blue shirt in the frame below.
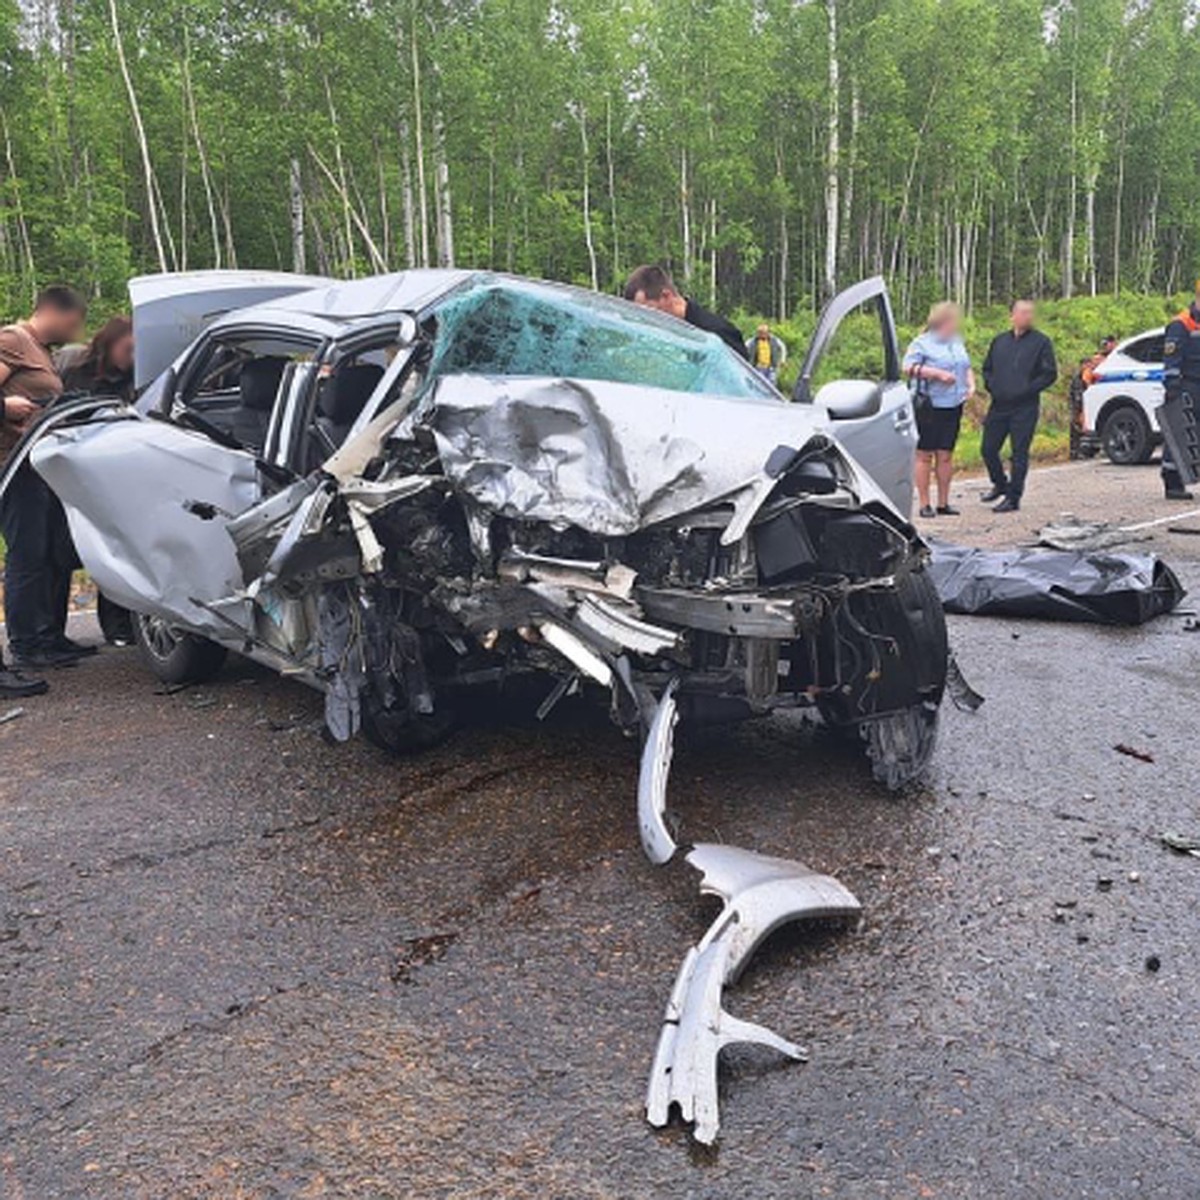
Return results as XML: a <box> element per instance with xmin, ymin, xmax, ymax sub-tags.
<box><xmin>902</xmin><ymin>301</ymin><xmax>975</xmax><ymax>519</ymax></box>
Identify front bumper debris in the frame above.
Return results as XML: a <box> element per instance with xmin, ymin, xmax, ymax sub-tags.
<box><xmin>646</xmin><ymin>844</ymin><xmax>861</xmax><ymax>1144</ymax></box>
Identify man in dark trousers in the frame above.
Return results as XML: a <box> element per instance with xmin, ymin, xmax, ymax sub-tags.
<box><xmin>980</xmin><ymin>299</ymin><xmax>1058</xmax><ymax>513</ymax></box>
<box><xmin>1158</xmin><ymin>280</ymin><xmax>1200</xmax><ymax>500</ymax></box>
<box><xmin>623</xmin><ymin>264</ymin><xmax>748</xmax><ymax>359</ymax></box>
<box><xmin>0</xmin><ymin>284</ymin><xmax>92</xmax><ymax>676</ymax></box>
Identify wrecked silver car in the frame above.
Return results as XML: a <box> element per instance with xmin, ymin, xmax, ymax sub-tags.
<box><xmin>1</xmin><ymin>268</ymin><xmax>949</xmax><ymax>1141</ymax></box>
<box><xmin>6</xmin><ymin>269</ymin><xmax>947</xmax><ymax>782</ymax></box>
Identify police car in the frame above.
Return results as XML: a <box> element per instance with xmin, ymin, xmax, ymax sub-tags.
<box><xmin>1080</xmin><ymin>328</ymin><xmax>1164</xmax><ymax>464</ymax></box>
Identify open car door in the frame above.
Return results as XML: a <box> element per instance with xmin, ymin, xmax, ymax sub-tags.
<box><xmin>792</xmin><ymin>277</ymin><xmax>916</xmax><ymax>517</ymax></box>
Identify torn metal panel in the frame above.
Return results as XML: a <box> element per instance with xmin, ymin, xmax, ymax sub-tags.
<box><xmin>647</xmin><ymin>845</ymin><xmax>858</xmax><ymax>1144</ymax></box>
<box><xmin>688</xmin><ymin>844</ymin><xmax>863</xmax><ymax>982</ymax></box>
<box><xmin>429</xmin><ymin>374</ymin><xmax>853</xmax><ymax>537</ymax></box>
<box><xmin>29</xmin><ymin>415</ymin><xmax>260</xmax><ymax>638</ymax></box>
<box><xmin>637</xmin><ymin>679</ymin><xmax>680</xmax><ymax>865</ymax></box>
<box><xmin>929</xmin><ymin>541</ymin><xmax>1186</xmax><ymax>625</ymax></box>
<box><xmin>535</xmin><ymin>621</ymin><xmax>613</xmax><ymax>686</ymax></box>
<box><xmin>573</xmin><ymin>596</ymin><xmax>680</xmax><ymax>656</ymax></box>
<box><xmin>645</xmin><ymin>935</ymin><xmax>806</xmax><ymax>1146</ymax></box>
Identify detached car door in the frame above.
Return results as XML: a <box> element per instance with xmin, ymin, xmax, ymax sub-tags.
<box><xmin>791</xmin><ymin>277</ymin><xmax>917</xmax><ymax>517</ymax></box>
<box><xmin>22</xmin><ymin>329</ymin><xmax>321</xmax><ymax>642</ymax></box>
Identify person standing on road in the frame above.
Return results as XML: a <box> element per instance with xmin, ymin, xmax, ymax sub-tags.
<box><xmin>1159</xmin><ymin>282</ymin><xmax>1200</xmax><ymax>501</ymax></box>
<box><xmin>903</xmin><ymin>301</ymin><xmax>974</xmax><ymax>520</ymax></box>
<box><xmin>623</xmin><ymin>264</ymin><xmax>749</xmax><ymax>359</ymax></box>
<box><xmin>980</xmin><ymin>299</ymin><xmax>1058</xmax><ymax>513</ymax></box>
<box><xmin>0</xmin><ymin>284</ymin><xmax>94</xmax><ymax>675</ymax></box>
<box><xmin>745</xmin><ymin>322</ymin><xmax>787</xmax><ymax>384</ymax></box>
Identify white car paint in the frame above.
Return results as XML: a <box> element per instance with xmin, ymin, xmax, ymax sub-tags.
<box><xmin>1081</xmin><ymin>327</ymin><xmax>1165</xmax><ymax>461</ymax></box>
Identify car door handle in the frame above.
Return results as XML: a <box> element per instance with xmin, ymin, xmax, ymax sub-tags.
<box><xmin>894</xmin><ymin>411</ymin><xmax>914</xmax><ymax>432</ymax></box>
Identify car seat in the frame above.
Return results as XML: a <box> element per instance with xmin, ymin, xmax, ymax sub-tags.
<box><xmin>315</xmin><ymin>363</ymin><xmax>384</xmax><ymax>453</ymax></box>
<box><xmin>229</xmin><ymin>356</ymin><xmax>287</xmax><ymax>451</ymax></box>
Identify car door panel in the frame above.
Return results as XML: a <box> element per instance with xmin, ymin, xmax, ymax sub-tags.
<box><xmin>793</xmin><ymin>278</ymin><xmax>915</xmax><ymax>518</ymax></box>
<box><xmin>30</xmin><ymin>416</ymin><xmax>260</xmax><ymax>639</ymax></box>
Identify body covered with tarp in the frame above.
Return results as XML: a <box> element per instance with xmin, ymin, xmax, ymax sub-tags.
<box><xmin>929</xmin><ymin>541</ymin><xmax>1185</xmax><ymax>624</ymax></box>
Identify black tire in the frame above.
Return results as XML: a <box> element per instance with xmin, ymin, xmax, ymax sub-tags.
<box><xmin>132</xmin><ymin>612</ymin><xmax>228</xmax><ymax>685</ymax></box>
<box><xmin>360</xmin><ymin>692</ymin><xmax>458</xmax><ymax>756</ymax></box>
<box><xmin>1101</xmin><ymin>403</ymin><xmax>1153</xmax><ymax>465</ymax></box>
<box><xmin>817</xmin><ymin>569</ymin><xmax>947</xmax><ymax>788</ymax></box>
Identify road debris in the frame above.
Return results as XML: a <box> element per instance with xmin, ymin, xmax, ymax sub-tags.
<box><xmin>646</xmin><ymin>844</ymin><xmax>861</xmax><ymax>1145</ymax></box>
<box><xmin>1160</xmin><ymin>830</ymin><xmax>1200</xmax><ymax>858</ymax></box>
<box><xmin>0</xmin><ymin>707</ymin><xmax>26</xmax><ymax>725</ymax></box>
<box><xmin>1114</xmin><ymin>743</ymin><xmax>1155</xmax><ymax>763</ymax></box>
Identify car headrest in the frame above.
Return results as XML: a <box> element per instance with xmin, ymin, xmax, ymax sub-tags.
<box><xmin>239</xmin><ymin>357</ymin><xmax>287</xmax><ymax>412</ymax></box>
<box><xmin>319</xmin><ymin>363</ymin><xmax>384</xmax><ymax>425</ymax></box>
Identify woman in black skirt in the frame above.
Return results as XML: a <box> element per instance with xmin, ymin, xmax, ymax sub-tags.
<box><xmin>902</xmin><ymin>301</ymin><xmax>974</xmax><ymax>519</ymax></box>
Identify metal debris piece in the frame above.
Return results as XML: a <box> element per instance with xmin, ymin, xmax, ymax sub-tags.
<box><xmin>0</xmin><ymin>707</ymin><xmax>26</xmax><ymax>725</ymax></box>
<box><xmin>636</xmin><ymin>679</ymin><xmax>680</xmax><ymax>865</ymax></box>
<box><xmin>1036</xmin><ymin>518</ymin><xmax>1152</xmax><ymax>553</ymax></box>
<box><xmin>688</xmin><ymin>843</ymin><xmax>863</xmax><ymax>982</ymax></box>
<box><xmin>1114</xmin><ymin>742</ymin><xmax>1154</xmax><ymax>764</ymax></box>
<box><xmin>645</xmin><ymin>936</ymin><xmax>806</xmax><ymax>1145</ymax></box>
<box><xmin>945</xmin><ymin>653</ymin><xmax>985</xmax><ymax>712</ymax></box>
<box><xmin>1160</xmin><ymin>831</ymin><xmax>1200</xmax><ymax>858</ymax></box>
<box><xmin>646</xmin><ymin>845</ymin><xmax>861</xmax><ymax>1144</ymax></box>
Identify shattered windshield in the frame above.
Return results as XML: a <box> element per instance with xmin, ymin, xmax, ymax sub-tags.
<box><xmin>425</xmin><ymin>276</ymin><xmax>780</xmax><ymax>402</ymax></box>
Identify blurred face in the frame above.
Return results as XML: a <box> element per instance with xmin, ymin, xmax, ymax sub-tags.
<box><xmin>632</xmin><ymin>287</ymin><xmax>682</xmax><ymax>317</ymax></box>
<box><xmin>932</xmin><ymin>311</ymin><xmax>961</xmax><ymax>339</ymax></box>
<box><xmin>757</xmin><ymin>324</ymin><xmax>770</xmax><ymax>338</ymax></box>
<box><xmin>110</xmin><ymin>332</ymin><xmax>135</xmax><ymax>373</ymax></box>
<box><xmin>40</xmin><ymin>305</ymin><xmax>86</xmax><ymax>345</ymax></box>
<box><xmin>1011</xmin><ymin>301</ymin><xmax>1036</xmax><ymax>333</ymax></box>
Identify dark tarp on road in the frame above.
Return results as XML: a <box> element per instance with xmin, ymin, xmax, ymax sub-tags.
<box><xmin>929</xmin><ymin>542</ymin><xmax>1187</xmax><ymax>625</ymax></box>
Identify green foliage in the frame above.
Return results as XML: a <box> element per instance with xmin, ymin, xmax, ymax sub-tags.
<box><xmin>1</xmin><ymin>0</ymin><xmax>1199</xmax><ymax>329</ymax></box>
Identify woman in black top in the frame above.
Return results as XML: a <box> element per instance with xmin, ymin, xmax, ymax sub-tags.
<box><xmin>59</xmin><ymin>315</ymin><xmax>135</xmax><ymax>402</ymax></box>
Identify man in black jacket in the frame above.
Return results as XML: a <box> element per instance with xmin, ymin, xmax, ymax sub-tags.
<box><xmin>623</xmin><ymin>264</ymin><xmax>748</xmax><ymax>359</ymax></box>
<box><xmin>980</xmin><ymin>299</ymin><xmax>1058</xmax><ymax>513</ymax></box>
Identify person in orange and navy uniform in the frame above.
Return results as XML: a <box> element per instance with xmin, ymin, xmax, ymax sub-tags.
<box><xmin>1160</xmin><ymin>281</ymin><xmax>1200</xmax><ymax>500</ymax></box>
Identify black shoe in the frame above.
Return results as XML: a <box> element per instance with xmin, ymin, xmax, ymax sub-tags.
<box><xmin>918</xmin><ymin>504</ymin><xmax>936</xmax><ymax>518</ymax></box>
<box><xmin>937</xmin><ymin>505</ymin><xmax>960</xmax><ymax>516</ymax></box>
<box><xmin>51</xmin><ymin>636</ymin><xmax>98</xmax><ymax>657</ymax></box>
<box><xmin>992</xmin><ymin>497</ymin><xmax>1021</xmax><ymax>513</ymax></box>
<box><xmin>0</xmin><ymin>668</ymin><xmax>49</xmax><ymax>697</ymax></box>
<box><xmin>980</xmin><ymin>488</ymin><xmax>1007</xmax><ymax>503</ymax></box>
<box><xmin>11</xmin><ymin>647</ymin><xmax>81</xmax><ymax>670</ymax></box>
<box><xmin>1165</xmin><ymin>489</ymin><xmax>1195</xmax><ymax>501</ymax></box>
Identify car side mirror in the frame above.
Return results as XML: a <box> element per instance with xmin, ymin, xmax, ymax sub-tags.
<box><xmin>814</xmin><ymin>379</ymin><xmax>882</xmax><ymax>421</ymax></box>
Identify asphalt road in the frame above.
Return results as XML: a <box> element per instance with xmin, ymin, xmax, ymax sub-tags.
<box><xmin>3</xmin><ymin>458</ymin><xmax>1200</xmax><ymax>1199</ymax></box>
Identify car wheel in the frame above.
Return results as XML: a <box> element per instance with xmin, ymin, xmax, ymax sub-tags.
<box><xmin>1101</xmin><ymin>404</ymin><xmax>1152</xmax><ymax>465</ymax></box>
<box><xmin>132</xmin><ymin>612</ymin><xmax>228</xmax><ymax>685</ymax></box>
<box><xmin>817</xmin><ymin>569</ymin><xmax>946</xmax><ymax>788</ymax></box>
<box><xmin>360</xmin><ymin>691</ymin><xmax>458</xmax><ymax>756</ymax></box>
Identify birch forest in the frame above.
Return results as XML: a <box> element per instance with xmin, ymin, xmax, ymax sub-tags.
<box><xmin>1</xmin><ymin>0</ymin><xmax>1198</xmax><ymax>320</ymax></box>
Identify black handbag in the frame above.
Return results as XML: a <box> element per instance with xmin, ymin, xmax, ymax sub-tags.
<box><xmin>909</xmin><ymin>355</ymin><xmax>932</xmax><ymax>411</ymax></box>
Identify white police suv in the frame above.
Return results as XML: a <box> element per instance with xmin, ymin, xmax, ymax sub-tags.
<box><xmin>1080</xmin><ymin>328</ymin><xmax>1164</xmax><ymax>464</ymax></box>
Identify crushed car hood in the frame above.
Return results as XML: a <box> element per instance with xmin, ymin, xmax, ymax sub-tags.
<box><xmin>428</xmin><ymin>373</ymin><xmax>903</xmax><ymax>536</ymax></box>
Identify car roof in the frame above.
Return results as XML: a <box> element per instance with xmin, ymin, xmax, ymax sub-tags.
<box><xmin>1114</xmin><ymin>327</ymin><xmax>1165</xmax><ymax>351</ymax></box>
<box><xmin>207</xmin><ymin>269</ymin><xmax>481</xmax><ymax>339</ymax></box>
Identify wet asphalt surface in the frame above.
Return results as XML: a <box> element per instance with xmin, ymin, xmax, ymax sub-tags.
<box><xmin>4</xmin><ymin>460</ymin><xmax>1200</xmax><ymax>1198</ymax></box>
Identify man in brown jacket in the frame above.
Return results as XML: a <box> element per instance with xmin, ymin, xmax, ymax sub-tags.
<box><xmin>0</xmin><ymin>285</ymin><xmax>89</xmax><ymax>687</ymax></box>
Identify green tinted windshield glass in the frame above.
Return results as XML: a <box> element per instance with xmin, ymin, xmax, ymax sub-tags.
<box><xmin>427</xmin><ymin>276</ymin><xmax>779</xmax><ymax>402</ymax></box>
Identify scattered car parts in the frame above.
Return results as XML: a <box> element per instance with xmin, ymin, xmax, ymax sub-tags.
<box><xmin>646</xmin><ymin>844</ymin><xmax>862</xmax><ymax>1144</ymax></box>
